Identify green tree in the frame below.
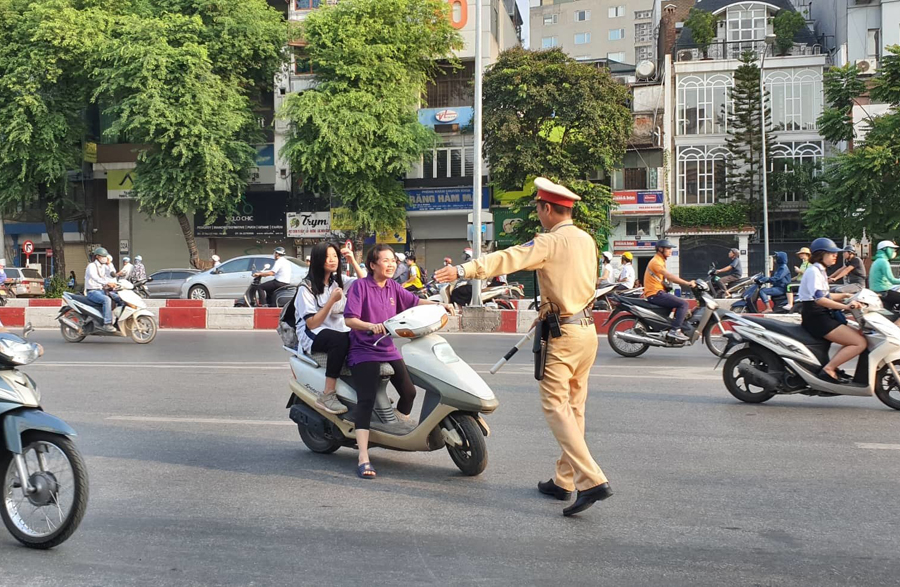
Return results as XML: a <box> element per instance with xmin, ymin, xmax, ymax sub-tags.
<box><xmin>805</xmin><ymin>45</ymin><xmax>900</xmax><ymax>238</ymax></box>
<box><xmin>482</xmin><ymin>48</ymin><xmax>631</xmax><ymax>248</ymax></box>
<box><xmin>817</xmin><ymin>63</ymin><xmax>866</xmax><ymax>145</ymax></box>
<box><xmin>0</xmin><ymin>0</ymin><xmax>94</xmax><ymax>278</ymax></box>
<box><xmin>724</xmin><ymin>50</ymin><xmax>775</xmax><ymax>219</ymax></box>
<box><xmin>773</xmin><ymin>10</ymin><xmax>805</xmax><ymax>56</ymax></box>
<box><xmin>279</xmin><ymin>0</ymin><xmax>462</xmax><ymax>240</ymax></box>
<box><xmin>684</xmin><ymin>8</ymin><xmax>718</xmax><ymax>59</ymax></box>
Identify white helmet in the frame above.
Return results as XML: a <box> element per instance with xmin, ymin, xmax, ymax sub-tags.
<box><xmin>122</xmin><ymin>256</ymin><xmax>131</xmax><ymax>263</ymax></box>
<box><xmin>134</xmin><ymin>255</ymin><xmax>142</xmax><ymax>262</ymax></box>
<box><xmin>877</xmin><ymin>240</ymin><xmax>899</xmax><ymax>251</ymax></box>
<box><xmin>602</xmin><ymin>251</ymin><xmax>612</xmax><ymax>262</ymax></box>
<box><xmin>396</xmin><ymin>252</ymin><xmax>406</xmax><ymax>262</ymax></box>
<box><xmin>211</xmin><ymin>254</ymin><xmax>220</xmax><ymax>262</ymax></box>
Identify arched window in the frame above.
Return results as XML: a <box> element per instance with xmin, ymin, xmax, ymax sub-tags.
<box><xmin>677</xmin><ymin>74</ymin><xmax>733</xmax><ymax>135</ymax></box>
<box><xmin>678</xmin><ymin>145</ymin><xmax>731</xmax><ymax>205</ymax></box>
<box><xmin>769</xmin><ymin>141</ymin><xmax>824</xmax><ymax>201</ymax></box>
<box><xmin>765</xmin><ymin>68</ymin><xmax>823</xmax><ymax>131</ymax></box>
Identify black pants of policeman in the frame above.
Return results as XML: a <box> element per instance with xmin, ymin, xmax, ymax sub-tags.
<box><xmin>251</xmin><ymin>280</ymin><xmax>287</xmax><ymax>307</ymax></box>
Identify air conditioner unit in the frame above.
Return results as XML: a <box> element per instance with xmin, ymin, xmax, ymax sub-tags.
<box><xmin>856</xmin><ymin>58</ymin><xmax>877</xmax><ymax>75</ymax></box>
<box><xmin>678</xmin><ymin>50</ymin><xmax>693</xmax><ymax>61</ymax></box>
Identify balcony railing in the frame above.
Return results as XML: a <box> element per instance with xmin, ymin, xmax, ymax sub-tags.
<box><xmin>675</xmin><ymin>40</ymin><xmax>822</xmax><ymax>62</ymax></box>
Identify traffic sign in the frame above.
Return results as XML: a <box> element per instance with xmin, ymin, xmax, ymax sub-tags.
<box><xmin>22</xmin><ymin>240</ymin><xmax>34</xmax><ymax>254</ymax></box>
<box><xmin>46</xmin><ymin>249</ymin><xmax>53</xmax><ymax>257</ymax></box>
<box><xmin>344</xmin><ymin>239</ymin><xmax>353</xmax><ymax>251</ymax></box>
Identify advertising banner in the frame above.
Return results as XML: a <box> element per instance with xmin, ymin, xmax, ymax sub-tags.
<box><xmin>611</xmin><ymin>190</ymin><xmax>665</xmax><ymax>215</ymax></box>
<box><xmin>107</xmin><ymin>169</ymin><xmax>136</xmax><ymax>199</ymax></box>
<box><xmin>286</xmin><ymin>212</ymin><xmax>331</xmax><ymax>238</ymax></box>
<box><xmin>195</xmin><ymin>192</ymin><xmax>288</xmax><ymax>238</ymax></box>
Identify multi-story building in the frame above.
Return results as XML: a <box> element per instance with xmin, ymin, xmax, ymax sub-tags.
<box><xmin>530</xmin><ymin>0</ymin><xmax>657</xmax><ymax>65</ymax></box>
<box><xmin>665</xmin><ymin>0</ymin><xmax>827</xmax><ymax>277</ymax></box>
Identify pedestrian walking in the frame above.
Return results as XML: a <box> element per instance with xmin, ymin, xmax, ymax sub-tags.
<box><xmin>435</xmin><ymin>177</ymin><xmax>611</xmax><ymax>516</ymax></box>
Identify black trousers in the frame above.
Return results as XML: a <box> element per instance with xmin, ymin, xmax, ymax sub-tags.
<box><xmin>349</xmin><ymin>359</ymin><xmax>417</xmax><ymax>430</ymax></box>
<box><xmin>251</xmin><ymin>280</ymin><xmax>287</xmax><ymax>307</ymax></box>
<box><xmin>309</xmin><ymin>329</ymin><xmax>350</xmax><ymax>379</ymax></box>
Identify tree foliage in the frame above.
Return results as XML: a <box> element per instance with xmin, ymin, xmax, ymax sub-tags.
<box><xmin>725</xmin><ymin>51</ymin><xmax>775</xmax><ymax>220</ymax></box>
<box><xmin>773</xmin><ymin>10</ymin><xmax>805</xmax><ymax>56</ymax></box>
<box><xmin>805</xmin><ymin>45</ymin><xmax>900</xmax><ymax>238</ymax></box>
<box><xmin>279</xmin><ymin>0</ymin><xmax>462</xmax><ymax>236</ymax></box>
<box><xmin>817</xmin><ymin>63</ymin><xmax>866</xmax><ymax>144</ymax></box>
<box><xmin>483</xmin><ymin>48</ymin><xmax>632</xmax><ymax>192</ymax></box>
<box><xmin>0</xmin><ymin>0</ymin><xmax>93</xmax><ymax>276</ymax></box>
<box><xmin>482</xmin><ymin>48</ymin><xmax>631</xmax><ymax>249</ymax></box>
<box><xmin>685</xmin><ymin>8</ymin><xmax>718</xmax><ymax>57</ymax></box>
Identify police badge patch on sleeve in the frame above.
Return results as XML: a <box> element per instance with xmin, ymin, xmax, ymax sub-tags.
<box><xmin>522</xmin><ymin>241</ymin><xmax>535</xmax><ymax>247</ymax></box>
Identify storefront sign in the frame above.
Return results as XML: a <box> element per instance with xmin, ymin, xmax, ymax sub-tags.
<box><xmin>434</xmin><ymin>109</ymin><xmax>458</xmax><ymax>123</ymax></box>
<box><xmin>107</xmin><ymin>169</ymin><xmax>136</xmax><ymax>199</ymax></box>
<box><xmin>492</xmin><ymin>207</ymin><xmax>530</xmax><ymax>247</ymax></box>
<box><xmin>330</xmin><ymin>207</ymin><xmax>355</xmax><ymax>231</ymax></box>
<box><xmin>613</xmin><ymin>240</ymin><xmax>659</xmax><ymax>250</ymax></box>
<box><xmin>611</xmin><ymin>190</ymin><xmax>665</xmax><ymax>215</ymax></box>
<box><xmin>286</xmin><ymin>212</ymin><xmax>331</xmax><ymax>238</ymax></box>
<box><xmin>406</xmin><ymin>187</ymin><xmax>490</xmax><ymax>213</ymax></box>
<box><xmin>195</xmin><ymin>192</ymin><xmax>289</xmax><ymax>238</ymax></box>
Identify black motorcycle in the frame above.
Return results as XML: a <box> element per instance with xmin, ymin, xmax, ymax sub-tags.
<box><xmin>131</xmin><ymin>277</ymin><xmax>151</xmax><ymax>299</ymax></box>
<box><xmin>606</xmin><ymin>280</ymin><xmax>730</xmax><ymax>357</ymax></box>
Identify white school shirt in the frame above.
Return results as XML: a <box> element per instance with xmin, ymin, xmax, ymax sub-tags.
<box><xmin>84</xmin><ymin>261</ymin><xmax>114</xmax><ymax>290</ymax></box>
<box><xmin>797</xmin><ymin>262</ymin><xmax>829</xmax><ymax>302</ymax></box>
<box><xmin>295</xmin><ymin>277</ymin><xmax>357</xmax><ymax>353</ymax></box>
<box><xmin>618</xmin><ymin>264</ymin><xmax>636</xmax><ymax>288</ymax></box>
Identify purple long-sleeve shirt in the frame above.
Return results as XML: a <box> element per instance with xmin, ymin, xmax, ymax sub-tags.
<box><xmin>344</xmin><ymin>276</ymin><xmax>420</xmax><ymax>366</ymax></box>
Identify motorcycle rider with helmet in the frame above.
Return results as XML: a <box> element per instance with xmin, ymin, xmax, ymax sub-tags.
<box><xmin>713</xmin><ymin>248</ymin><xmax>743</xmax><ymax>295</ymax></box>
<box><xmin>755</xmin><ymin>251</ymin><xmax>791</xmax><ymax>313</ymax></box>
<box><xmin>797</xmin><ymin>238</ymin><xmax>865</xmax><ymax>383</ymax></box>
<box><xmin>869</xmin><ymin>240</ymin><xmax>900</xmax><ymax>314</ymax></box>
<box><xmin>132</xmin><ymin>255</ymin><xmax>148</xmax><ymax>282</ymax></box>
<box><xmin>642</xmin><ymin>240</ymin><xmax>696</xmax><ymax>342</ymax></box>
<box><xmin>83</xmin><ymin>247</ymin><xmax>121</xmax><ymax>333</ymax></box>
<box><xmin>250</xmin><ymin>247</ymin><xmax>292</xmax><ymax>307</ymax></box>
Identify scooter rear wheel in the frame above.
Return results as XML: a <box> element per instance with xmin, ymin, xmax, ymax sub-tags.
<box><xmin>298</xmin><ymin>423</ymin><xmax>342</xmax><ymax>454</ymax></box>
<box><xmin>444</xmin><ymin>414</ymin><xmax>487</xmax><ymax>476</ymax></box>
<box><xmin>607</xmin><ymin>315</ymin><xmax>650</xmax><ymax>358</ymax></box>
<box><xmin>723</xmin><ymin>348</ymin><xmax>776</xmax><ymax>403</ymax></box>
<box><xmin>59</xmin><ymin>315</ymin><xmax>86</xmax><ymax>343</ymax></box>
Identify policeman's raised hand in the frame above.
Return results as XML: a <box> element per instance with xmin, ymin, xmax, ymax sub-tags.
<box><xmin>434</xmin><ymin>265</ymin><xmax>458</xmax><ymax>284</ymax></box>
<box><xmin>329</xmin><ymin>287</ymin><xmax>343</xmax><ymax>304</ymax></box>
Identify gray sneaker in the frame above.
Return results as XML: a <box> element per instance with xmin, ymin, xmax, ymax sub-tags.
<box><xmin>667</xmin><ymin>329</ymin><xmax>689</xmax><ymax>342</ymax></box>
<box><xmin>100</xmin><ymin>324</ymin><xmax>117</xmax><ymax>333</ymax></box>
<box><xmin>316</xmin><ymin>392</ymin><xmax>347</xmax><ymax>415</ymax></box>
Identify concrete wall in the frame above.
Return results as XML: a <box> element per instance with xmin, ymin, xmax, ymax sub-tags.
<box><xmin>530</xmin><ymin>0</ymin><xmax>648</xmax><ymax>61</ymax></box>
<box><xmin>847</xmin><ymin>4</ymin><xmax>881</xmax><ymax>64</ymax></box>
<box><xmin>883</xmin><ymin>1</ymin><xmax>900</xmax><ymax>48</ymax></box>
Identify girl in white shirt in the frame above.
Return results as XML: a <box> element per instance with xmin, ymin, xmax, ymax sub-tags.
<box><xmin>295</xmin><ymin>242</ymin><xmax>366</xmax><ymax>414</ymax></box>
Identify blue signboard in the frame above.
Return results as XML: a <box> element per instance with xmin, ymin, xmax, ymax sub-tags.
<box><xmin>417</xmin><ymin>107</ymin><xmax>474</xmax><ymax>129</ymax></box>
<box><xmin>406</xmin><ymin>187</ymin><xmax>491</xmax><ymax>212</ymax></box>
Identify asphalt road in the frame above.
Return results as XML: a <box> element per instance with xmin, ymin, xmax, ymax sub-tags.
<box><xmin>1</xmin><ymin>331</ymin><xmax>899</xmax><ymax>587</ymax></box>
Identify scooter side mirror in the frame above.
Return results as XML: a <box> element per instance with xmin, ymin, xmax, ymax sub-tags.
<box><xmin>22</xmin><ymin>322</ymin><xmax>34</xmax><ymax>339</ymax></box>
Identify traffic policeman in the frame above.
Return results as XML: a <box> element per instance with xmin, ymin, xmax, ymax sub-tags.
<box><xmin>435</xmin><ymin>177</ymin><xmax>611</xmax><ymax>516</ymax></box>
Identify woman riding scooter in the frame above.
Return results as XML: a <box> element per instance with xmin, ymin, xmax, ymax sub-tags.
<box><xmin>343</xmin><ymin>244</ymin><xmax>449</xmax><ymax>479</ymax></box>
<box><xmin>797</xmin><ymin>238</ymin><xmax>865</xmax><ymax>383</ymax></box>
<box><xmin>868</xmin><ymin>240</ymin><xmax>900</xmax><ymax>315</ymax></box>
<box><xmin>294</xmin><ymin>242</ymin><xmax>366</xmax><ymax>416</ymax></box>
<box><xmin>757</xmin><ymin>251</ymin><xmax>791</xmax><ymax>313</ymax></box>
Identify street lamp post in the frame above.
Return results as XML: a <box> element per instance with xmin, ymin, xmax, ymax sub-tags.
<box><xmin>759</xmin><ymin>34</ymin><xmax>776</xmax><ymax>269</ymax></box>
<box><xmin>470</xmin><ymin>0</ymin><xmax>484</xmax><ymax>306</ymax></box>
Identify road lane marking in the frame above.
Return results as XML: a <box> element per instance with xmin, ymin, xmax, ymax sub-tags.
<box><xmin>856</xmin><ymin>443</ymin><xmax>900</xmax><ymax>450</ymax></box>
<box><xmin>107</xmin><ymin>416</ymin><xmax>295</xmax><ymax>426</ymax></box>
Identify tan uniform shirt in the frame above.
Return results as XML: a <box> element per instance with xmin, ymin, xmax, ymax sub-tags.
<box><xmin>461</xmin><ymin>220</ymin><xmax>597</xmax><ymax>318</ymax></box>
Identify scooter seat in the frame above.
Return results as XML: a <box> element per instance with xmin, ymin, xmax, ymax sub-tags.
<box><xmin>742</xmin><ymin>316</ymin><xmax>829</xmax><ymax>348</ymax></box>
<box><xmin>69</xmin><ymin>294</ymin><xmax>104</xmax><ymax>309</ymax></box>
<box><xmin>621</xmin><ymin>297</ymin><xmax>673</xmax><ymax>316</ymax></box>
<box><xmin>306</xmin><ymin>353</ymin><xmax>395</xmax><ymax>377</ymax></box>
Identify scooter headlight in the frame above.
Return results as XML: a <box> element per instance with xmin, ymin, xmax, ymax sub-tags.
<box><xmin>0</xmin><ymin>338</ymin><xmax>40</xmax><ymax>366</ymax></box>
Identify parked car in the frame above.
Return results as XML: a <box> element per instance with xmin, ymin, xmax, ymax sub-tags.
<box><xmin>180</xmin><ymin>255</ymin><xmax>309</xmax><ymax>300</ymax></box>
<box><xmin>4</xmin><ymin>267</ymin><xmax>46</xmax><ymax>297</ymax></box>
<box><xmin>146</xmin><ymin>268</ymin><xmax>200</xmax><ymax>299</ymax></box>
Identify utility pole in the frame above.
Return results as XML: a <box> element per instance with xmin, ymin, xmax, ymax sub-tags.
<box><xmin>471</xmin><ymin>0</ymin><xmax>484</xmax><ymax>306</ymax></box>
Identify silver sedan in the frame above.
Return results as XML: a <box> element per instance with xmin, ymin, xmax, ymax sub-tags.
<box><xmin>180</xmin><ymin>255</ymin><xmax>309</xmax><ymax>300</ymax></box>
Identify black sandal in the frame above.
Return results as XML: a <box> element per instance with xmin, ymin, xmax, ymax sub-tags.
<box><xmin>357</xmin><ymin>462</ymin><xmax>377</xmax><ymax>479</ymax></box>
<box><xmin>817</xmin><ymin>368</ymin><xmax>840</xmax><ymax>384</ymax></box>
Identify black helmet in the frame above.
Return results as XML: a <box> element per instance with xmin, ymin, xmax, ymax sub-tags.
<box><xmin>655</xmin><ymin>239</ymin><xmax>675</xmax><ymax>251</ymax></box>
<box><xmin>405</xmin><ymin>251</ymin><xmax>416</xmax><ymax>261</ymax></box>
<box><xmin>810</xmin><ymin>238</ymin><xmax>843</xmax><ymax>254</ymax></box>
<box><xmin>844</xmin><ymin>245</ymin><xmax>857</xmax><ymax>255</ymax></box>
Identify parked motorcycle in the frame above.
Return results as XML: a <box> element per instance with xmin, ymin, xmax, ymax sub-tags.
<box><xmin>0</xmin><ymin>324</ymin><xmax>89</xmax><ymax>548</ymax></box>
<box><xmin>720</xmin><ymin>289</ymin><xmax>900</xmax><ymax>410</ymax></box>
<box><xmin>444</xmin><ymin>280</ymin><xmax>524</xmax><ymax>310</ymax></box>
<box><xmin>285</xmin><ymin>305</ymin><xmax>497</xmax><ymax>476</ymax></box>
<box><xmin>57</xmin><ymin>280</ymin><xmax>158</xmax><ymax>344</ymax></box>
<box><xmin>131</xmin><ymin>277</ymin><xmax>152</xmax><ymax>299</ymax></box>
<box><xmin>606</xmin><ymin>280</ymin><xmax>731</xmax><ymax>357</ymax></box>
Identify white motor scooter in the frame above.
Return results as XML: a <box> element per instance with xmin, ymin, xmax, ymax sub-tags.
<box><xmin>57</xmin><ymin>280</ymin><xmax>158</xmax><ymax>344</ymax></box>
<box><xmin>285</xmin><ymin>305</ymin><xmax>498</xmax><ymax>476</ymax></box>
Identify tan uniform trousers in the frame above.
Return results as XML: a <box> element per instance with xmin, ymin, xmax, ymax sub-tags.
<box><xmin>540</xmin><ymin>322</ymin><xmax>607</xmax><ymax>492</ymax></box>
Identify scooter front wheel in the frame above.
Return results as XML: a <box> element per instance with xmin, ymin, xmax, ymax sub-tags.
<box><xmin>129</xmin><ymin>316</ymin><xmax>158</xmax><ymax>344</ymax></box>
<box><xmin>874</xmin><ymin>361</ymin><xmax>900</xmax><ymax>410</ymax></box>
<box><xmin>444</xmin><ymin>414</ymin><xmax>487</xmax><ymax>476</ymax></box>
<box><xmin>0</xmin><ymin>432</ymin><xmax>89</xmax><ymax>549</ymax></box>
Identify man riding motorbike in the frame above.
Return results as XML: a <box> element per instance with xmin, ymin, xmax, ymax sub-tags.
<box><xmin>250</xmin><ymin>247</ymin><xmax>291</xmax><ymax>307</ymax></box>
<box><xmin>713</xmin><ymin>248</ymin><xmax>742</xmax><ymax>295</ymax></box>
<box><xmin>869</xmin><ymin>240</ymin><xmax>900</xmax><ymax>316</ymax></box>
<box><xmin>83</xmin><ymin>247</ymin><xmax>121</xmax><ymax>333</ymax></box>
<box><xmin>829</xmin><ymin>245</ymin><xmax>866</xmax><ymax>293</ymax></box>
<box><xmin>132</xmin><ymin>255</ymin><xmax>148</xmax><ymax>282</ymax></box>
<box><xmin>642</xmin><ymin>240</ymin><xmax>696</xmax><ymax>342</ymax></box>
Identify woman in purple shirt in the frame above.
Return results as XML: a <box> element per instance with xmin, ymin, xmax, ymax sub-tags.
<box><xmin>344</xmin><ymin>244</ymin><xmax>445</xmax><ymax>479</ymax></box>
